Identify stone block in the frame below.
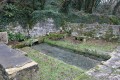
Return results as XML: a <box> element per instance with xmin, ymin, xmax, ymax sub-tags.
<box><xmin>0</xmin><ymin>64</ymin><xmax>9</xmax><ymax>80</ymax></box>
<box><xmin>0</xmin><ymin>32</ymin><xmax>8</xmax><ymax>44</ymax></box>
<box><xmin>0</xmin><ymin>44</ymin><xmax>39</xmax><ymax>80</ymax></box>
<box><xmin>6</xmin><ymin>61</ymin><xmax>39</xmax><ymax>80</ymax></box>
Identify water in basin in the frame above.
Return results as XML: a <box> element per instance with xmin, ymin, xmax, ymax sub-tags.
<box><xmin>32</xmin><ymin>43</ymin><xmax>100</xmax><ymax>70</ymax></box>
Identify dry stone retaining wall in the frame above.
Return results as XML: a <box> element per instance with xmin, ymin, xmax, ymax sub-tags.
<box><xmin>66</xmin><ymin>23</ymin><xmax>120</xmax><ymax>41</ymax></box>
<box><xmin>7</xmin><ymin>18</ymin><xmax>58</xmax><ymax>37</ymax></box>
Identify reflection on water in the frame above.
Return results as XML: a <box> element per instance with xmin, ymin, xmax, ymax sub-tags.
<box><xmin>32</xmin><ymin>43</ymin><xmax>100</xmax><ymax>70</ymax></box>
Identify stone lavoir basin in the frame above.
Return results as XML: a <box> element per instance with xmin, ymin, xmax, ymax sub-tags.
<box><xmin>32</xmin><ymin>43</ymin><xmax>102</xmax><ymax>70</ymax></box>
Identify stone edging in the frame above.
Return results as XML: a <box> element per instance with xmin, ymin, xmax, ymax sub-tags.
<box><xmin>87</xmin><ymin>46</ymin><xmax>120</xmax><ymax>80</ymax></box>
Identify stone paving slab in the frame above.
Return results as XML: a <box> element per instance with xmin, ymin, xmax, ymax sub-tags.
<box><xmin>0</xmin><ymin>43</ymin><xmax>32</xmax><ymax>69</ymax></box>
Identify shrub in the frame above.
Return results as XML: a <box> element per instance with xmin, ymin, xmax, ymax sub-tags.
<box><xmin>46</xmin><ymin>33</ymin><xmax>65</xmax><ymax>40</ymax></box>
<box><xmin>15</xmin><ymin>33</ymin><xmax>27</xmax><ymax>41</ymax></box>
<box><xmin>8</xmin><ymin>32</ymin><xmax>27</xmax><ymax>42</ymax></box>
<box><xmin>8</xmin><ymin>32</ymin><xmax>16</xmax><ymax>41</ymax></box>
<box><xmin>110</xmin><ymin>16</ymin><xmax>120</xmax><ymax>25</ymax></box>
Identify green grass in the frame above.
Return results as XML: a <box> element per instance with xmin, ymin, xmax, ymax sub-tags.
<box><xmin>44</xmin><ymin>39</ymin><xmax>119</xmax><ymax>60</ymax></box>
<box><xmin>21</xmin><ymin>47</ymin><xmax>94</xmax><ymax>80</ymax></box>
<box><xmin>74</xmin><ymin>74</ymin><xmax>97</xmax><ymax>80</ymax></box>
<box><xmin>45</xmin><ymin>39</ymin><xmax>118</xmax><ymax>52</ymax></box>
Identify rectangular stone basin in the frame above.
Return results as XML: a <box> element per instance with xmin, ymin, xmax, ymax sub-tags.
<box><xmin>0</xmin><ymin>43</ymin><xmax>38</xmax><ymax>80</ymax></box>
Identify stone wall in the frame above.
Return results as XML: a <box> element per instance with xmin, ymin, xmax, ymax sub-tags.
<box><xmin>7</xmin><ymin>18</ymin><xmax>58</xmax><ymax>37</ymax></box>
<box><xmin>66</xmin><ymin>23</ymin><xmax>120</xmax><ymax>41</ymax></box>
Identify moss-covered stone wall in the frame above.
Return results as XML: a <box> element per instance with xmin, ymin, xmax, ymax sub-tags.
<box><xmin>66</xmin><ymin>23</ymin><xmax>120</xmax><ymax>42</ymax></box>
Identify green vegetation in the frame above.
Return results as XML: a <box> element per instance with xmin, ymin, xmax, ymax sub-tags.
<box><xmin>13</xmin><ymin>38</ymin><xmax>40</xmax><ymax>48</ymax></box>
<box><xmin>0</xmin><ymin>0</ymin><xmax>120</xmax><ymax>30</ymax></box>
<box><xmin>44</xmin><ymin>39</ymin><xmax>119</xmax><ymax>60</ymax></box>
<box><xmin>74</xmin><ymin>74</ymin><xmax>96</xmax><ymax>80</ymax></box>
<box><xmin>66</xmin><ymin>13</ymin><xmax>120</xmax><ymax>25</ymax></box>
<box><xmin>8</xmin><ymin>32</ymin><xmax>27</xmax><ymax>41</ymax></box>
<box><xmin>0</xmin><ymin>0</ymin><xmax>119</xmax><ymax>80</ymax></box>
<box><xmin>21</xmin><ymin>47</ymin><xmax>95</xmax><ymax>80</ymax></box>
<box><xmin>45</xmin><ymin>33</ymin><xmax>65</xmax><ymax>40</ymax></box>
<box><xmin>14</xmin><ymin>33</ymin><xmax>119</xmax><ymax>60</ymax></box>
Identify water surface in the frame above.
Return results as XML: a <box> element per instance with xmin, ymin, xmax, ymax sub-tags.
<box><xmin>32</xmin><ymin>43</ymin><xmax>100</xmax><ymax>70</ymax></box>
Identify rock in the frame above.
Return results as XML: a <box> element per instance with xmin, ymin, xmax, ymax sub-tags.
<box><xmin>0</xmin><ymin>32</ymin><xmax>8</xmax><ymax>44</ymax></box>
<box><xmin>95</xmin><ymin>72</ymin><xmax>109</xmax><ymax>78</ymax></box>
<box><xmin>110</xmin><ymin>49</ymin><xmax>120</xmax><ymax>57</ymax></box>
<box><xmin>98</xmin><ymin>65</ymin><xmax>112</xmax><ymax>73</ymax></box>
<box><xmin>104</xmin><ymin>56</ymin><xmax>120</xmax><ymax>67</ymax></box>
<box><xmin>112</xmin><ymin>61</ymin><xmax>120</xmax><ymax>68</ymax></box>
<box><xmin>87</xmin><ymin>46</ymin><xmax>120</xmax><ymax>80</ymax></box>
<box><xmin>109</xmin><ymin>75</ymin><xmax>120</xmax><ymax>80</ymax></box>
<box><xmin>0</xmin><ymin>64</ymin><xmax>9</xmax><ymax>80</ymax></box>
<box><xmin>71</xmin><ymin>32</ymin><xmax>78</xmax><ymax>37</ymax></box>
<box><xmin>116</xmin><ymin>46</ymin><xmax>120</xmax><ymax>53</ymax></box>
<box><xmin>0</xmin><ymin>44</ymin><xmax>39</xmax><ymax>80</ymax></box>
<box><xmin>6</xmin><ymin>61</ymin><xmax>39</xmax><ymax>80</ymax></box>
<box><xmin>86</xmin><ymin>68</ymin><xmax>98</xmax><ymax>76</ymax></box>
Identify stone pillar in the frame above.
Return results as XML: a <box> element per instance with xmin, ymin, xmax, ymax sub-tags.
<box><xmin>0</xmin><ymin>32</ymin><xmax>8</xmax><ymax>44</ymax></box>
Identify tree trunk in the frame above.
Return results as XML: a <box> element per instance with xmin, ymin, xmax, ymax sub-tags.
<box><xmin>84</xmin><ymin>0</ymin><xmax>95</xmax><ymax>13</ymax></box>
<box><xmin>26</xmin><ymin>24</ymin><xmax>30</xmax><ymax>38</ymax></box>
<box><xmin>113</xmin><ymin>1</ymin><xmax>120</xmax><ymax>16</ymax></box>
<box><xmin>60</xmin><ymin>0</ymin><xmax>71</xmax><ymax>14</ymax></box>
<box><xmin>40</xmin><ymin>0</ymin><xmax>46</xmax><ymax>10</ymax></box>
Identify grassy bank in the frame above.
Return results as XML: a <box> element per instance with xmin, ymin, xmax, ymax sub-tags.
<box><xmin>14</xmin><ymin>35</ymin><xmax>118</xmax><ymax>60</ymax></box>
<box><xmin>21</xmin><ymin>47</ymin><xmax>95</xmax><ymax>80</ymax></box>
<box><xmin>44</xmin><ymin>39</ymin><xmax>119</xmax><ymax>60</ymax></box>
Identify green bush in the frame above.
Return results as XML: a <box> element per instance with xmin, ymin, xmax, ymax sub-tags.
<box><xmin>8</xmin><ymin>32</ymin><xmax>27</xmax><ymax>42</ymax></box>
<box><xmin>66</xmin><ymin>13</ymin><xmax>120</xmax><ymax>25</ymax></box>
<box><xmin>0</xmin><ymin>29</ymin><xmax>6</xmax><ymax>32</ymax></box>
<box><xmin>8</xmin><ymin>32</ymin><xmax>16</xmax><ymax>41</ymax></box>
<box><xmin>46</xmin><ymin>33</ymin><xmax>65</xmax><ymax>40</ymax></box>
<box><xmin>110</xmin><ymin>16</ymin><xmax>120</xmax><ymax>25</ymax></box>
